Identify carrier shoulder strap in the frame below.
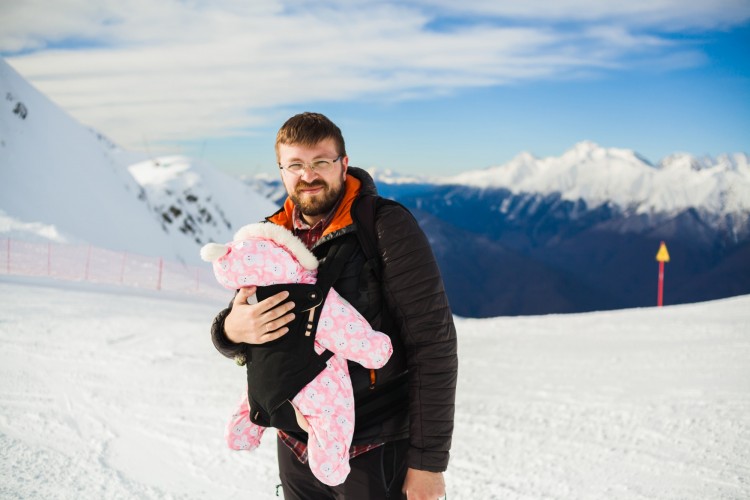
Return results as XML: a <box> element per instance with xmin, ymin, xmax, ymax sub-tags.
<box><xmin>308</xmin><ymin>234</ymin><xmax>359</xmax><ymax>342</ymax></box>
<box><xmin>352</xmin><ymin>194</ymin><xmax>404</xmax><ymax>280</ymax></box>
<box><xmin>315</xmin><ymin>233</ymin><xmax>358</xmax><ymax>290</ymax></box>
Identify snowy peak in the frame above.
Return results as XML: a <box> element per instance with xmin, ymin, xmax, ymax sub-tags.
<box><xmin>365</xmin><ymin>167</ymin><xmax>433</xmax><ymax>185</ymax></box>
<box><xmin>129</xmin><ymin>155</ymin><xmax>277</xmax><ymax>250</ymax></box>
<box><xmin>659</xmin><ymin>152</ymin><xmax>750</xmax><ymax>174</ymax></box>
<box><xmin>443</xmin><ymin>141</ymin><xmax>750</xmax><ymax>216</ymax></box>
<box><xmin>0</xmin><ymin>58</ymin><xmax>277</xmax><ymax>264</ymax></box>
<box><xmin>560</xmin><ymin>140</ymin><xmax>654</xmax><ymax>167</ymax></box>
<box><xmin>1</xmin><ymin>58</ymin><xmax>165</xmax><ymax>251</ymax></box>
<box><xmin>561</xmin><ymin>140</ymin><xmax>608</xmax><ymax>161</ymax></box>
<box><xmin>658</xmin><ymin>152</ymin><xmax>710</xmax><ymax>172</ymax></box>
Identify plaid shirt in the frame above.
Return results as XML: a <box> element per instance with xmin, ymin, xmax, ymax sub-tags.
<box><xmin>281</xmin><ymin>197</ymin><xmax>384</xmax><ymax>463</ymax></box>
<box><xmin>278</xmin><ymin>430</ymin><xmax>383</xmax><ymax>464</ymax></box>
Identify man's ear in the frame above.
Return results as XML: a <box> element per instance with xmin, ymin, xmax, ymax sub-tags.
<box><xmin>341</xmin><ymin>155</ymin><xmax>349</xmax><ymax>179</ymax></box>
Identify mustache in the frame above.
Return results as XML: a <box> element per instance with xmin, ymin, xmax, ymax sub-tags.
<box><xmin>296</xmin><ymin>180</ymin><xmax>327</xmax><ymax>190</ymax></box>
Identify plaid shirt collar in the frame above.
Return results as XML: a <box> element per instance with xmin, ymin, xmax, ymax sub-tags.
<box><xmin>291</xmin><ymin>193</ymin><xmax>344</xmax><ymax>249</ymax></box>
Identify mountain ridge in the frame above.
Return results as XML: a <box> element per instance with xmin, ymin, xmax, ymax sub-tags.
<box><xmin>437</xmin><ymin>141</ymin><xmax>750</xmax><ymax>218</ymax></box>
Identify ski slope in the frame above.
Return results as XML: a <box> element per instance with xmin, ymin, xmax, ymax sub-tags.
<box><xmin>1</xmin><ymin>277</ymin><xmax>748</xmax><ymax>499</ymax></box>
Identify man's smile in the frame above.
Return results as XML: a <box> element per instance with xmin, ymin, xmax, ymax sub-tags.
<box><xmin>296</xmin><ymin>181</ymin><xmax>327</xmax><ymax>196</ymax></box>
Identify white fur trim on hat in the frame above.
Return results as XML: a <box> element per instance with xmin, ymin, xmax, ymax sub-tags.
<box><xmin>200</xmin><ymin>242</ymin><xmax>230</xmax><ymax>262</ymax></box>
<box><xmin>233</xmin><ymin>223</ymin><xmax>319</xmax><ymax>270</ymax></box>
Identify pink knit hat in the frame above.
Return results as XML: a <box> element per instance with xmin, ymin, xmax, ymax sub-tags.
<box><xmin>200</xmin><ymin>223</ymin><xmax>319</xmax><ymax>289</ymax></box>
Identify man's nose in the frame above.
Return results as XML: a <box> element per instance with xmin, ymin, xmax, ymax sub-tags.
<box><xmin>298</xmin><ymin>166</ymin><xmax>320</xmax><ymax>182</ymax></box>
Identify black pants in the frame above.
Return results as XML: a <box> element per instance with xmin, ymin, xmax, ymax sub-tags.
<box><xmin>277</xmin><ymin>437</ymin><xmax>409</xmax><ymax>499</ymax></box>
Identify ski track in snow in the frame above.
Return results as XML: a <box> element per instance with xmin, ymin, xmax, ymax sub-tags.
<box><xmin>1</xmin><ymin>277</ymin><xmax>748</xmax><ymax>499</ymax></box>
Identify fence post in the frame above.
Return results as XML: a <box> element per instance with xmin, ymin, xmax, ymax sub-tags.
<box><xmin>84</xmin><ymin>244</ymin><xmax>92</xmax><ymax>281</ymax></box>
<box><xmin>156</xmin><ymin>258</ymin><xmax>163</xmax><ymax>291</ymax></box>
<box><xmin>120</xmin><ymin>253</ymin><xmax>127</xmax><ymax>284</ymax></box>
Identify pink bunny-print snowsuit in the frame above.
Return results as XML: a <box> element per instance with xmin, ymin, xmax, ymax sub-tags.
<box><xmin>201</xmin><ymin>223</ymin><xmax>393</xmax><ymax>486</ymax></box>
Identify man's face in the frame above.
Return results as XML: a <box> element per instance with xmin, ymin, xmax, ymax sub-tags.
<box><xmin>278</xmin><ymin>138</ymin><xmax>348</xmax><ymax>221</ymax></box>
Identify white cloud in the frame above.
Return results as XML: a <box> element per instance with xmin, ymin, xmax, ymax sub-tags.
<box><xmin>1</xmin><ymin>0</ymin><xmax>745</xmax><ymax>149</ymax></box>
<box><xmin>403</xmin><ymin>0</ymin><xmax>750</xmax><ymax>30</ymax></box>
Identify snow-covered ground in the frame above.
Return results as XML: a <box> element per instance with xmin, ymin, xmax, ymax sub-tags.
<box><xmin>1</xmin><ymin>277</ymin><xmax>748</xmax><ymax>499</ymax></box>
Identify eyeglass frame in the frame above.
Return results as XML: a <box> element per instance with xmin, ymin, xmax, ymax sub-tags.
<box><xmin>277</xmin><ymin>155</ymin><xmax>343</xmax><ymax>176</ymax></box>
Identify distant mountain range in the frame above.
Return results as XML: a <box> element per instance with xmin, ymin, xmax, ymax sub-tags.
<box><xmin>2</xmin><ymin>56</ymin><xmax>748</xmax><ymax>316</ymax></box>
<box><xmin>379</xmin><ymin>147</ymin><xmax>750</xmax><ymax>316</ymax></box>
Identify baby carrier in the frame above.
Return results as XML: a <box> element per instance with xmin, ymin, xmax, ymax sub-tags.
<box><xmin>241</xmin><ymin>237</ymin><xmax>359</xmax><ymax>431</ymax></box>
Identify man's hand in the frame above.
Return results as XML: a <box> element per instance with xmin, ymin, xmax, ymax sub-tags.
<box><xmin>402</xmin><ymin>468</ymin><xmax>446</xmax><ymax>499</ymax></box>
<box><xmin>223</xmin><ymin>286</ymin><xmax>295</xmax><ymax>344</ymax></box>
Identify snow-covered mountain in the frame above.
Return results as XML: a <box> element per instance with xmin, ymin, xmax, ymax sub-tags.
<box><xmin>383</xmin><ymin>159</ymin><xmax>750</xmax><ymax>315</ymax></box>
<box><xmin>0</xmin><ymin>58</ymin><xmax>276</xmax><ymax>264</ymax></box>
<box><xmin>442</xmin><ymin>140</ymin><xmax>750</xmax><ymax>235</ymax></box>
<box><xmin>128</xmin><ymin>156</ymin><xmax>276</xmax><ymax>253</ymax></box>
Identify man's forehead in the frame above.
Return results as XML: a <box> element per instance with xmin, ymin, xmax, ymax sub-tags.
<box><xmin>278</xmin><ymin>138</ymin><xmax>338</xmax><ymax>159</ymax></box>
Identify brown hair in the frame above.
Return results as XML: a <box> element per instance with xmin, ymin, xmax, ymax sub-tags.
<box><xmin>275</xmin><ymin>112</ymin><xmax>346</xmax><ymax>161</ymax></box>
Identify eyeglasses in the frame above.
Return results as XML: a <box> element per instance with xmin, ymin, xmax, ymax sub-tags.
<box><xmin>278</xmin><ymin>155</ymin><xmax>342</xmax><ymax>176</ymax></box>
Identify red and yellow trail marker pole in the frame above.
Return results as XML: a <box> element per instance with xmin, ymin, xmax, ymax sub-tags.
<box><xmin>656</xmin><ymin>241</ymin><xmax>670</xmax><ymax>307</ymax></box>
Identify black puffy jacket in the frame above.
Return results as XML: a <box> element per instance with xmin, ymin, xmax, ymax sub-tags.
<box><xmin>211</xmin><ymin>167</ymin><xmax>458</xmax><ymax>472</ymax></box>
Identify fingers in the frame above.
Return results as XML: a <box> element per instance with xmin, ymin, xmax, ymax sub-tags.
<box><xmin>261</xmin><ymin>310</ymin><xmax>295</xmax><ymax>338</ymax></box>
<box><xmin>256</xmin><ymin>326</ymin><xmax>289</xmax><ymax>343</ymax></box>
<box><xmin>257</xmin><ymin>290</ymin><xmax>293</xmax><ymax>315</ymax></box>
<box><xmin>226</xmin><ymin>288</ymin><xmax>296</xmax><ymax>345</ymax></box>
<box><xmin>257</xmin><ymin>291</ymin><xmax>295</xmax><ymax>341</ymax></box>
<box><xmin>233</xmin><ymin>286</ymin><xmax>257</xmax><ymax>306</ymax></box>
<box><xmin>258</xmin><ymin>292</ymin><xmax>294</xmax><ymax>316</ymax></box>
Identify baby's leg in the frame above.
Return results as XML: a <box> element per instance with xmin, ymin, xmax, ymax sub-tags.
<box><xmin>291</xmin><ymin>360</ymin><xmax>355</xmax><ymax>486</ymax></box>
<box><xmin>295</xmin><ymin>402</ymin><xmax>354</xmax><ymax>486</ymax></box>
<box><xmin>225</xmin><ymin>389</ymin><xmax>265</xmax><ymax>451</ymax></box>
<box><xmin>292</xmin><ymin>404</ymin><xmax>310</xmax><ymax>432</ymax></box>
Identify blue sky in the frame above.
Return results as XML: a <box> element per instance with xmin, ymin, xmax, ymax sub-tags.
<box><xmin>1</xmin><ymin>1</ymin><xmax>748</xmax><ymax>177</ymax></box>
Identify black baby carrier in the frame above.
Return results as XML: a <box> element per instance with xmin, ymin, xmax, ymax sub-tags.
<box><xmin>240</xmin><ymin>237</ymin><xmax>358</xmax><ymax>433</ymax></box>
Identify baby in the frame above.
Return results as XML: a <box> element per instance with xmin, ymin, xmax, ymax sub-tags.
<box><xmin>201</xmin><ymin>223</ymin><xmax>392</xmax><ymax>486</ymax></box>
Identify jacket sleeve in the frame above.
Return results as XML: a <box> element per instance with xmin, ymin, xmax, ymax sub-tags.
<box><xmin>211</xmin><ymin>294</ymin><xmax>246</xmax><ymax>359</ymax></box>
<box><xmin>376</xmin><ymin>204</ymin><xmax>458</xmax><ymax>472</ymax></box>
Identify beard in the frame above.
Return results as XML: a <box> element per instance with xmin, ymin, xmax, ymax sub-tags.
<box><xmin>289</xmin><ymin>178</ymin><xmax>345</xmax><ymax>217</ymax></box>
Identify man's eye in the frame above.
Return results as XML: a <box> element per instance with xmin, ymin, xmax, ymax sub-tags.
<box><xmin>313</xmin><ymin>160</ymin><xmax>331</xmax><ymax>168</ymax></box>
<box><xmin>288</xmin><ymin>163</ymin><xmax>304</xmax><ymax>170</ymax></box>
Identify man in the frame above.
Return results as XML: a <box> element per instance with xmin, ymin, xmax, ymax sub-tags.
<box><xmin>211</xmin><ymin>112</ymin><xmax>457</xmax><ymax>499</ymax></box>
